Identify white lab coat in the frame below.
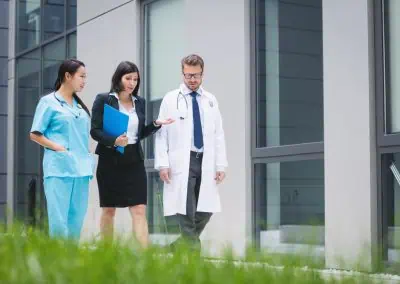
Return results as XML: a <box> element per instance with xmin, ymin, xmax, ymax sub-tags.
<box><xmin>154</xmin><ymin>84</ymin><xmax>228</xmax><ymax>216</ymax></box>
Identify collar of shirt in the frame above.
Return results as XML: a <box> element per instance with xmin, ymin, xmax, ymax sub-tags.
<box><xmin>110</xmin><ymin>92</ymin><xmax>138</xmax><ymax>102</ymax></box>
<box><xmin>54</xmin><ymin>91</ymin><xmax>78</xmax><ymax>108</ymax></box>
<box><xmin>179</xmin><ymin>84</ymin><xmax>204</xmax><ymax>97</ymax></box>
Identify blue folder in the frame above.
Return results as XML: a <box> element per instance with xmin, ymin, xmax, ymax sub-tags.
<box><xmin>103</xmin><ymin>104</ymin><xmax>129</xmax><ymax>154</ymax></box>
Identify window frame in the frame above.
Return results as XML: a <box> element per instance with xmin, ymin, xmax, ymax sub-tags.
<box><xmin>374</xmin><ymin>0</ymin><xmax>400</xmax><ymax>263</ymax></box>
<box><xmin>250</xmin><ymin>0</ymin><xmax>325</xmax><ymax>249</ymax></box>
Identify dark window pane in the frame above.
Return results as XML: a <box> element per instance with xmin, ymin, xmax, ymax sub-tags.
<box><xmin>385</xmin><ymin>0</ymin><xmax>400</xmax><ymax>133</ymax></box>
<box><xmin>0</xmin><ymin>57</ymin><xmax>8</xmax><ymax>86</ymax></box>
<box><xmin>254</xmin><ymin>159</ymin><xmax>325</xmax><ymax>252</ymax></box>
<box><xmin>67</xmin><ymin>32</ymin><xmax>76</xmax><ymax>58</ymax></box>
<box><xmin>16</xmin><ymin>49</ymin><xmax>40</xmax><ymax>116</ymax></box>
<box><xmin>256</xmin><ymin>0</ymin><xmax>323</xmax><ymax>147</ymax></box>
<box><xmin>43</xmin><ymin>38</ymin><xmax>65</xmax><ymax>94</ymax></box>
<box><xmin>0</xmin><ymin>1</ymin><xmax>9</xmax><ymax>28</ymax></box>
<box><xmin>16</xmin><ymin>116</ymin><xmax>41</xmax><ymax>174</ymax></box>
<box><xmin>382</xmin><ymin>153</ymin><xmax>400</xmax><ymax>263</ymax></box>
<box><xmin>0</xmin><ymin>29</ymin><xmax>9</xmax><ymax>57</ymax></box>
<box><xmin>0</xmin><ymin>117</ymin><xmax>6</xmax><ymax>173</ymax></box>
<box><xmin>43</xmin><ymin>0</ymin><xmax>65</xmax><ymax>40</ymax></box>
<box><xmin>0</xmin><ymin>175</ymin><xmax>6</xmax><ymax>203</ymax></box>
<box><xmin>0</xmin><ymin>86</ymin><xmax>7</xmax><ymax>115</ymax></box>
<box><xmin>18</xmin><ymin>0</ymin><xmax>41</xmax><ymax>52</ymax></box>
<box><xmin>67</xmin><ymin>0</ymin><xmax>77</xmax><ymax>29</ymax></box>
<box><xmin>15</xmin><ymin>50</ymin><xmax>42</xmax><ymax>220</ymax></box>
<box><xmin>0</xmin><ymin>204</ymin><xmax>5</xmax><ymax>224</ymax></box>
<box><xmin>147</xmin><ymin>172</ymin><xmax>180</xmax><ymax>237</ymax></box>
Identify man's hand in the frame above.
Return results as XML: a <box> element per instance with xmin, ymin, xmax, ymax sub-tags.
<box><xmin>159</xmin><ymin>168</ymin><xmax>171</xmax><ymax>184</ymax></box>
<box><xmin>215</xmin><ymin>171</ymin><xmax>226</xmax><ymax>184</ymax></box>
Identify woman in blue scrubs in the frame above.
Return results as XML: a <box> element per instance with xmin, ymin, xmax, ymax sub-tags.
<box><xmin>30</xmin><ymin>59</ymin><xmax>92</xmax><ymax>240</ymax></box>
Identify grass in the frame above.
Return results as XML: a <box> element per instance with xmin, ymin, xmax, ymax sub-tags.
<box><xmin>0</xmin><ymin>226</ymin><xmax>391</xmax><ymax>283</ymax></box>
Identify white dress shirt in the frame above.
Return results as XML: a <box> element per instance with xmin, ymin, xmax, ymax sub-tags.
<box><xmin>180</xmin><ymin>84</ymin><xmax>204</xmax><ymax>153</ymax></box>
<box><xmin>111</xmin><ymin>93</ymin><xmax>139</xmax><ymax>144</ymax></box>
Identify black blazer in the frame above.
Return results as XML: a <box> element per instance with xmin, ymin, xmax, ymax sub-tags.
<box><xmin>90</xmin><ymin>92</ymin><xmax>160</xmax><ymax>161</ymax></box>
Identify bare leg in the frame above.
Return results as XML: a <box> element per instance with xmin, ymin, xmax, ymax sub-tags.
<box><xmin>100</xmin><ymin>207</ymin><xmax>116</xmax><ymax>241</ymax></box>
<box><xmin>129</xmin><ymin>205</ymin><xmax>149</xmax><ymax>248</ymax></box>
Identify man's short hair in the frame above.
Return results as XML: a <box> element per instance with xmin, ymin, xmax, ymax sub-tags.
<box><xmin>181</xmin><ymin>54</ymin><xmax>204</xmax><ymax>72</ymax></box>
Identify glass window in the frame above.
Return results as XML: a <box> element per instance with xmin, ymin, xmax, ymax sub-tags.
<box><xmin>67</xmin><ymin>0</ymin><xmax>77</xmax><ymax>30</ymax></box>
<box><xmin>67</xmin><ymin>32</ymin><xmax>77</xmax><ymax>58</ymax></box>
<box><xmin>254</xmin><ymin>159</ymin><xmax>325</xmax><ymax>253</ymax></box>
<box><xmin>16</xmin><ymin>49</ymin><xmax>40</xmax><ymax>117</ymax></box>
<box><xmin>43</xmin><ymin>38</ymin><xmax>66</xmax><ymax>94</ymax></box>
<box><xmin>382</xmin><ymin>153</ymin><xmax>400</xmax><ymax>263</ymax></box>
<box><xmin>43</xmin><ymin>0</ymin><xmax>65</xmax><ymax>41</ymax></box>
<box><xmin>147</xmin><ymin>172</ymin><xmax>179</xmax><ymax>236</ymax></box>
<box><xmin>385</xmin><ymin>0</ymin><xmax>400</xmax><ymax>133</ymax></box>
<box><xmin>255</xmin><ymin>0</ymin><xmax>323</xmax><ymax>147</ymax></box>
<box><xmin>0</xmin><ymin>87</ymin><xmax>7</xmax><ymax>115</ymax></box>
<box><xmin>0</xmin><ymin>1</ymin><xmax>9</xmax><ymax>28</ymax></box>
<box><xmin>18</xmin><ymin>0</ymin><xmax>41</xmax><ymax>52</ymax></box>
<box><xmin>0</xmin><ymin>57</ymin><xmax>7</xmax><ymax>86</ymax></box>
<box><xmin>0</xmin><ymin>204</ymin><xmax>5</xmax><ymax>223</ymax></box>
<box><xmin>16</xmin><ymin>50</ymin><xmax>42</xmax><ymax>201</ymax></box>
<box><xmin>0</xmin><ymin>29</ymin><xmax>9</xmax><ymax>57</ymax></box>
<box><xmin>14</xmin><ymin>0</ymin><xmax>77</xmax><ymax>225</ymax></box>
<box><xmin>0</xmin><ymin>117</ymin><xmax>6</xmax><ymax>174</ymax></box>
<box><xmin>0</xmin><ymin>175</ymin><xmax>6</xmax><ymax>203</ymax></box>
<box><xmin>143</xmin><ymin>0</ymin><xmax>184</xmax><ymax>159</ymax></box>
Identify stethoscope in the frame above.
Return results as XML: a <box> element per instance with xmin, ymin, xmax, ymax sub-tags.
<box><xmin>177</xmin><ymin>91</ymin><xmax>189</xmax><ymax>120</ymax></box>
<box><xmin>53</xmin><ymin>92</ymin><xmax>82</xmax><ymax>119</ymax></box>
<box><xmin>177</xmin><ymin>90</ymin><xmax>214</xmax><ymax>120</ymax></box>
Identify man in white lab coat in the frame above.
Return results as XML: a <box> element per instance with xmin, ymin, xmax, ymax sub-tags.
<box><xmin>155</xmin><ymin>54</ymin><xmax>228</xmax><ymax>250</ymax></box>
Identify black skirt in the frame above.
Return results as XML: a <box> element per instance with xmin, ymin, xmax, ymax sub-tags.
<box><xmin>96</xmin><ymin>144</ymin><xmax>147</xmax><ymax>208</ymax></box>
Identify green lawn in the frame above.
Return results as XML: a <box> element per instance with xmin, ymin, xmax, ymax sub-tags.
<box><xmin>0</xmin><ymin>226</ymin><xmax>391</xmax><ymax>283</ymax></box>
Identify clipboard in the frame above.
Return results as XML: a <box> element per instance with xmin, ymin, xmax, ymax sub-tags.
<box><xmin>103</xmin><ymin>104</ymin><xmax>129</xmax><ymax>154</ymax></box>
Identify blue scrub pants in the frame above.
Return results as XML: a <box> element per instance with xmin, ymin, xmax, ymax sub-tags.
<box><xmin>44</xmin><ymin>176</ymin><xmax>89</xmax><ymax>240</ymax></box>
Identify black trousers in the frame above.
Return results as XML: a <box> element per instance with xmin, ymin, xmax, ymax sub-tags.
<box><xmin>177</xmin><ymin>151</ymin><xmax>212</xmax><ymax>248</ymax></box>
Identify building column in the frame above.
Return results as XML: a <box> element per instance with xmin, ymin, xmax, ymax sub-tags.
<box><xmin>7</xmin><ymin>0</ymin><xmax>16</xmax><ymax>227</ymax></box>
<box><xmin>323</xmin><ymin>0</ymin><xmax>377</xmax><ymax>270</ymax></box>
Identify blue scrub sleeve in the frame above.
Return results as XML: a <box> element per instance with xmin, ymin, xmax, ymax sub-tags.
<box><xmin>31</xmin><ymin>98</ymin><xmax>53</xmax><ymax>134</ymax></box>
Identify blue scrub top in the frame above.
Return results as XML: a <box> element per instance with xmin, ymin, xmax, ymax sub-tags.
<box><xmin>31</xmin><ymin>92</ymin><xmax>93</xmax><ymax>178</ymax></box>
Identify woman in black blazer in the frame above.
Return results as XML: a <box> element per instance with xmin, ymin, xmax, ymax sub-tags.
<box><xmin>91</xmin><ymin>61</ymin><xmax>173</xmax><ymax>247</ymax></box>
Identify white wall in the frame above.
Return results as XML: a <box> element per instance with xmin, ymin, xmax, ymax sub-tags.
<box><xmin>78</xmin><ymin>0</ymin><xmax>134</xmax><ymax>26</ymax></box>
<box><xmin>77</xmin><ymin>0</ymin><xmax>141</xmax><ymax>240</ymax></box>
<box><xmin>323</xmin><ymin>0</ymin><xmax>377</xmax><ymax>270</ymax></box>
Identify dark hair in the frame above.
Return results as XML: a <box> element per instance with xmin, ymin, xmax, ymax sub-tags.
<box><xmin>181</xmin><ymin>54</ymin><xmax>204</xmax><ymax>72</ymax></box>
<box><xmin>110</xmin><ymin>61</ymin><xmax>141</xmax><ymax>96</ymax></box>
<box><xmin>54</xmin><ymin>59</ymin><xmax>90</xmax><ymax>116</ymax></box>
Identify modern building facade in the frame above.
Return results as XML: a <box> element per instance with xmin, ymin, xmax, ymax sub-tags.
<box><xmin>3</xmin><ymin>0</ymin><xmax>400</xmax><ymax>270</ymax></box>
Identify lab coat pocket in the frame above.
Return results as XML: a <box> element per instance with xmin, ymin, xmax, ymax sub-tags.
<box><xmin>168</xmin><ymin>150</ymin><xmax>184</xmax><ymax>174</ymax></box>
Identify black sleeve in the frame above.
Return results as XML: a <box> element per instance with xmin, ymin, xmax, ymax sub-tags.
<box><xmin>90</xmin><ymin>94</ymin><xmax>117</xmax><ymax>147</ymax></box>
<box><xmin>139</xmin><ymin>97</ymin><xmax>161</xmax><ymax>140</ymax></box>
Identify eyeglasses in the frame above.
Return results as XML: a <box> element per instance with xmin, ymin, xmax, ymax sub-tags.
<box><xmin>183</xmin><ymin>73</ymin><xmax>202</xmax><ymax>80</ymax></box>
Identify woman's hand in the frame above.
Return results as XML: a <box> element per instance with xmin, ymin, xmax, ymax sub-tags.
<box><xmin>115</xmin><ymin>133</ymin><xmax>128</xmax><ymax>147</ymax></box>
<box><xmin>54</xmin><ymin>144</ymin><xmax>67</xmax><ymax>152</ymax></box>
<box><xmin>155</xmin><ymin>118</ymin><xmax>175</xmax><ymax>126</ymax></box>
